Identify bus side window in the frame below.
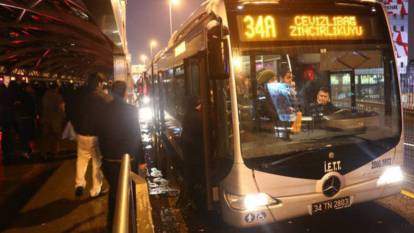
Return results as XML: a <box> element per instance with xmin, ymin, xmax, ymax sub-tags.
<box><xmin>191</xmin><ymin>64</ymin><xmax>200</xmax><ymax>97</ymax></box>
<box><xmin>209</xmin><ymin>78</ymin><xmax>234</xmax><ymax>185</ymax></box>
<box><xmin>164</xmin><ymin>69</ymin><xmax>174</xmax><ymax>116</ymax></box>
<box><xmin>185</xmin><ymin>58</ymin><xmax>201</xmax><ymax>97</ymax></box>
<box><xmin>174</xmin><ymin>65</ymin><xmax>186</xmax><ymax>120</ymax></box>
<box><xmin>158</xmin><ymin>71</ymin><xmax>165</xmax><ymax>125</ymax></box>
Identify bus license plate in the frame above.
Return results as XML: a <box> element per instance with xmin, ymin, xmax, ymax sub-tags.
<box><xmin>311</xmin><ymin>196</ymin><xmax>351</xmax><ymax>214</ymax></box>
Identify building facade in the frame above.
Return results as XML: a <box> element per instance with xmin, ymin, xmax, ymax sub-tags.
<box><xmin>381</xmin><ymin>0</ymin><xmax>409</xmax><ymax>74</ymax></box>
<box><xmin>381</xmin><ymin>0</ymin><xmax>412</xmax><ymax>110</ymax></box>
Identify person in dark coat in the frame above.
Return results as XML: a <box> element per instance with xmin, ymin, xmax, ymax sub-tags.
<box><xmin>179</xmin><ymin>96</ymin><xmax>205</xmax><ymax>209</ymax></box>
<box><xmin>306</xmin><ymin>87</ymin><xmax>339</xmax><ymax>117</ymax></box>
<box><xmin>40</xmin><ymin>82</ymin><xmax>65</xmax><ymax>160</ymax></box>
<box><xmin>14</xmin><ymin>83</ymin><xmax>36</xmax><ymax>159</ymax></box>
<box><xmin>0</xmin><ymin>83</ymin><xmax>14</xmax><ymax>164</ymax></box>
<box><xmin>98</xmin><ymin>81</ymin><xmax>144</xmax><ymax>232</ymax></box>
<box><xmin>73</xmin><ymin>74</ymin><xmax>112</xmax><ymax>198</ymax></box>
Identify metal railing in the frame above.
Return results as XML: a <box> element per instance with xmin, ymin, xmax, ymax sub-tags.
<box><xmin>113</xmin><ymin>154</ymin><xmax>137</xmax><ymax>233</ymax></box>
<box><xmin>401</xmin><ymin>74</ymin><xmax>414</xmax><ymax>175</ymax></box>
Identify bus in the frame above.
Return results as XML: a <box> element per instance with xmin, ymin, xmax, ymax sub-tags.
<box><xmin>149</xmin><ymin>0</ymin><xmax>404</xmax><ymax>227</ymax></box>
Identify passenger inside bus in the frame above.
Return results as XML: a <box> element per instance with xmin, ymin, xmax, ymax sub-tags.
<box><xmin>266</xmin><ymin>68</ymin><xmax>298</xmax><ymax>122</ymax></box>
<box><xmin>234</xmin><ymin>48</ymin><xmax>400</xmax><ymax>158</ymax></box>
<box><xmin>255</xmin><ymin>67</ymin><xmax>302</xmax><ymax>136</ymax></box>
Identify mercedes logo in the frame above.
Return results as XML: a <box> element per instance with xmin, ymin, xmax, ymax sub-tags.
<box><xmin>322</xmin><ymin>176</ymin><xmax>341</xmax><ymax>197</ymax></box>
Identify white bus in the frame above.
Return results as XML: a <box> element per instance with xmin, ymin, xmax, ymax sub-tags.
<box><xmin>149</xmin><ymin>0</ymin><xmax>405</xmax><ymax>227</ymax></box>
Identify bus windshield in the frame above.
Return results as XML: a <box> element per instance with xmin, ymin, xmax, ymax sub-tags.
<box><xmin>234</xmin><ymin>43</ymin><xmax>401</xmax><ymax>160</ymax></box>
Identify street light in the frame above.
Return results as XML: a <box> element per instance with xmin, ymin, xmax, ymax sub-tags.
<box><xmin>140</xmin><ymin>54</ymin><xmax>148</xmax><ymax>66</ymax></box>
<box><xmin>169</xmin><ymin>0</ymin><xmax>180</xmax><ymax>36</ymax></box>
<box><xmin>149</xmin><ymin>40</ymin><xmax>157</xmax><ymax>58</ymax></box>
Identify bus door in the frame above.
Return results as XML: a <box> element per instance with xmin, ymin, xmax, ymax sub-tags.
<box><xmin>207</xmin><ymin>66</ymin><xmax>234</xmax><ymax>209</ymax></box>
<box><xmin>183</xmin><ymin>53</ymin><xmax>213</xmax><ymax>209</ymax></box>
<box><xmin>184</xmin><ymin>50</ymin><xmax>233</xmax><ymax>210</ymax></box>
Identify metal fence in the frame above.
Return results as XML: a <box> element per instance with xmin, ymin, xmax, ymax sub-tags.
<box><xmin>402</xmin><ymin>73</ymin><xmax>414</xmax><ymax>175</ymax></box>
<box><xmin>113</xmin><ymin>154</ymin><xmax>137</xmax><ymax>233</ymax></box>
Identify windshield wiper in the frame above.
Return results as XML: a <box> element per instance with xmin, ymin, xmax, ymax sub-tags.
<box><xmin>325</xmin><ymin>134</ymin><xmax>386</xmax><ymax>150</ymax></box>
<box><xmin>260</xmin><ymin>147</ymin><xmax>324</xmax><ymax>168</ymax></box>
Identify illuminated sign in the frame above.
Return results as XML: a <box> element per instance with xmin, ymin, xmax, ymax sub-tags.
<box><xmin>290</xmin><ymin>16</ymin><xmax>363</xmax><ymax>38</ymax></box>
<box><xmin>237</xmin><ymin>14</ymin><xmax>373</xmax><ymax>42</ymax></box>
<box><xmin>241</xmin><ymin>15</ymin><xmax>277</xmax><ymax>41</ymax></box>
<box><xmin>175</xmin><ymin>41</ymin><xmax>186</xmax><ymax>57</ymax></box>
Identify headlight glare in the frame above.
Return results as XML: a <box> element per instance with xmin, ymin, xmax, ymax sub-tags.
<box><xmin>225</xmin><ymin>192</ymin><xmax>278</xmax><ymax>211</ymax></box>
<box><xmin>377</xmin><ymin>166</ymin><xmax>404</xmax><ymax>186</ymax></box>
<box><xmin>142</xmin><ymin>96</ymin><xmax>151</xmax><ymax>104</ymax></box>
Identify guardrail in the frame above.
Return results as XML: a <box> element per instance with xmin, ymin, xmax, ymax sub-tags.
<box><xmin>113</xmin><ymin>154</ymin><xmax>137</xmax><ymax>233</ymax></box>
<box><xmin>112</xmin><ymin>154</ymin><xmax>155</xmax><ymax>233</ymax></box>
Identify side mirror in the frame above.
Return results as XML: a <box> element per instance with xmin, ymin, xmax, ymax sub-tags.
<box><xmin>207</xmin><ymin>22</ymin><xmax>229</xmax><ymax>80</ymax></box>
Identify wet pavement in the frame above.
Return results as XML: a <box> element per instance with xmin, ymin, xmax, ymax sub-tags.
<box><xmin>0</xmin><ymin>160</ymin><xmax>61</xmax><ymax>231</ymax></box>
<box><xmin>0</xmin><ymin>136</ymin><xmax>79</xmax><ymax>232</ymax></box>
<box><xmin>1</xmin><ymin>159</ymin><xmax>108</xmax><ymax>233</ymax></box>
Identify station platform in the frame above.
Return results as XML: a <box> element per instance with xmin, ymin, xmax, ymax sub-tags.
<box><xmin>402</xmin><ymin>174</ymin><xmax>414</xmax><ymax>198</ymax></box>
<box><xmin>0</xmin><ymin>160</ymin><xmax>61</xmax><ymax>231</ymax></box>
<box><xmin>1</xmin><ymin>159</ymin><xmax>108</xmax><ymax>233</ymax></box>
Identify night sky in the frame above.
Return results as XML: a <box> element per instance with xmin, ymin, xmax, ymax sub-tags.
<box><xmin>126</xmin><ymin>0</ymin><xmax>205</xmax><ymax>64</ymax></box>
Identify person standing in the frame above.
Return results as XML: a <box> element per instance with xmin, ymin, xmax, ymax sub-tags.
<box><xmin>40</xmin><ymin>82</ymin><xmax>65</xmax><ymax>160</ymax></box>
<box><xmin>179</xmin><ymin>96</ymin><xmax>204</xmax><ymax>209</ymax></box>
<box><xmin>267</xmin><ymin>68</ymin><xmax>298</xmax><ymax>122</ymax></box>
<box><xmin>98</xmin><ymin>81</ymin><xmax>144</xmax><ymax>231</ymax></box>
<box><xmin>0</xmin><ymin>82</ymin><xmax>14</xmax><ymax>164</ymax></box>
<box><xmin>267</xmin><ymin>68</ymin><xmax>302</xmax><ymax>134</ymax></box>
<box><xmin>15</xmin><ymin>83</ymin><xmax>36</xmax><ymax>159</ymax></box>
<box><xmin>73</xmin><ymin>73</ymin><xmax>112</xmax><ymax>198</ymax></box>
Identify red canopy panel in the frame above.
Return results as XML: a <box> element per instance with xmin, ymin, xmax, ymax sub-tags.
<box><xmin>0</xmin><ymin>0</ymin><xmax>115</xmax><ymax>81</ymax></box>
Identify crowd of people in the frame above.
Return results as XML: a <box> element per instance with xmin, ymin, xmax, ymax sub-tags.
<box><xmin>0</xmin><ymin>79</ymin><xmax>71</xmax><ymax>164</ymax></box>
<box><xmin>0</xmin><ymin>74</ymin><xmax>145</xmax><ymax>231</ymax></box>
<box><xmin>71</xmin><ymin>74</ymin><xmax>145</xmax><ymax>231</ymax></box>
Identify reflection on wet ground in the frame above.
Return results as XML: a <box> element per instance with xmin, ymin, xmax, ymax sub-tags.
<box><xmin>140</xmin><ymin>120</ymin><xmax>179</xmax><ymax>197</ymax></box>
<box><xmin>1</xmin><ymin>160</ymin><xmax>108</xmax><ymax>233</ymax></box>
<box><xmin>0</xmin><ymin>161</ymin><xmax>60</xmax><ymax>231</ymax></box>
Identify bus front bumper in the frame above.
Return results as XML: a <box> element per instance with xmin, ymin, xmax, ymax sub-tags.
<box><xmin>221</xmin><ymin>179</ymin><xmax>402</xmax><ymax>228</ymax></box>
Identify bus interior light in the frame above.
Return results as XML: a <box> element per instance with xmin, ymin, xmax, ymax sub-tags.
<box><xmin>377</xmin><ymin>166</ymin><xmax>404</xmax><ymax>186</ymax></box>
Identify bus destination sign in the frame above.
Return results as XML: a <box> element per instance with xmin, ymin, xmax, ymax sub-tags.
<box><xmin>237</xmin><ymin>14</ymin><xmax>369</xmax><ymax>42</ymax></box>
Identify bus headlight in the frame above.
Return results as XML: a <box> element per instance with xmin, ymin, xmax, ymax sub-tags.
<box><xmin>225</xmin><ymin>192</ymin><xmax>279</xmax><ymax>211</ymax></box>
<box><xmin>377</xmin><ymin>166</ymin><xmax>404</xmax><ymax>186</ymax></box>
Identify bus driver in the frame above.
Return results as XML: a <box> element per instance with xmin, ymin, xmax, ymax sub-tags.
<box><xmin>307</xmin><ymin>87</ymin><xmax>339</xmax><ymax>117</ymax></box>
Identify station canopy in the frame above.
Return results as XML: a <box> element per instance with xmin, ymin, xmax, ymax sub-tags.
<box><xmin>0</xmin><ymin>0</ymin><xmax>115</xmax><ymax>82</ymax></box>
